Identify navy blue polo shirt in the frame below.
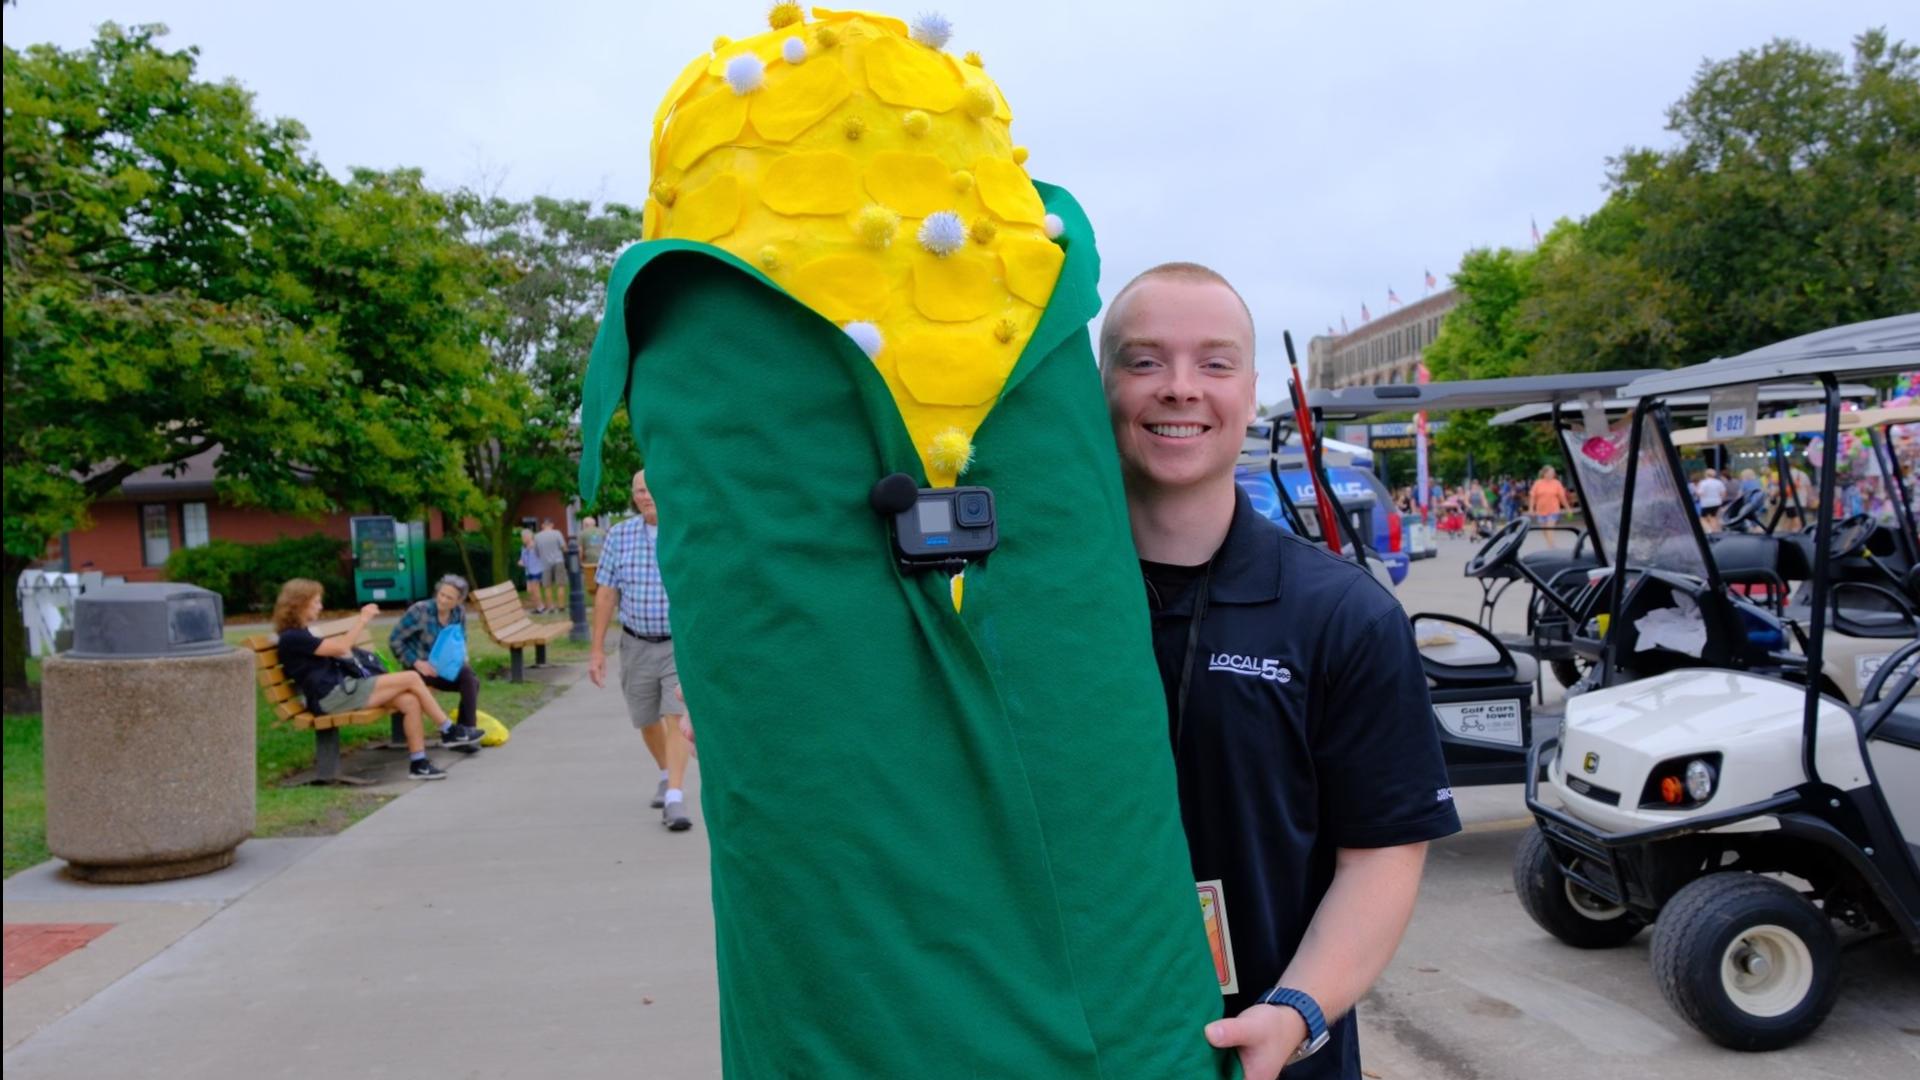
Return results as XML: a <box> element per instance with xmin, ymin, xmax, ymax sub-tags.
<box><xmin>1143</xmin><ymin>487</ymin><xmax>1461</xmax><ymax>1080</ymax></box>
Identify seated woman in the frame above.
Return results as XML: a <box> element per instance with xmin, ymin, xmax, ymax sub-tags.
<box><xmin>388</xmin><ymin>574</ymin><xmax>484</xmax><ymax>744</ymax></box>
<box><xmin>272</xmin><ymin>578</ymin><xmax>480</xmax><ymax>781</ymax></box>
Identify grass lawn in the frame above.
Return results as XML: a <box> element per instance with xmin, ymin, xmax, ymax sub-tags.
<box><xmin>2</xmin><ymin>620</ymin><xmax>588</xmax><ymax>877</ymax></box>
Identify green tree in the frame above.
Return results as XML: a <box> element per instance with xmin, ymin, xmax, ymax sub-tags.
<box><xmin>1531</xmin><ymin>29</ymin><xmax>1920</xmax><ymax>373</ymax></box>
<box><xmin>459</xmin><ymin>196</ymin><xmax>644</xmax><ymax>581</ymax></box>
<box><xmin>1422</xmin><ymin>249</ymin><xmax>1560</xmax><ymax>481</ymax></box>
<box><xmin>2</xmin><ymin>24</ymin><xmax>497</xmax><ymax>704</ymax></box>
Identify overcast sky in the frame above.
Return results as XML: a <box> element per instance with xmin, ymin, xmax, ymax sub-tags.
<box><xmin>8</xmin><ymin>1</ymin><xmax>1911</xmax><ymax>393</ymax></box>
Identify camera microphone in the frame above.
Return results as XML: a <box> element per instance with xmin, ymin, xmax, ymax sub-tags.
<box><xmin>870</xmin><ymin>473</ymin><xmax>920</xmax><ymax>516</ymax></box>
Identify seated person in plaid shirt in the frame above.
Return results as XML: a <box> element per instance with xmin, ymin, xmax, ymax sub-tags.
<box><xmin>389</xmin><ymin>574</ymin><xmax>486</xmax><ymax>745</ymax></box>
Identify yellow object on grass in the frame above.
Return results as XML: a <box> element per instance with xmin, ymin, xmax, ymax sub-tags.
<box><xmin>646</xmin><ymin>7</ymin><xmax>1064</xmax><ymax>488</ymax></box>
<box><xmin>475</xmin><ymin>710</ymin><xmax>510</xmax><ymax>747</ymax></box>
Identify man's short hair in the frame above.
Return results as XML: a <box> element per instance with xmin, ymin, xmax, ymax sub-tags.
<box><xmin>1099</xmin><ymin>261</ymin><xmax>1255</xmax><ymax>367</ymax></box>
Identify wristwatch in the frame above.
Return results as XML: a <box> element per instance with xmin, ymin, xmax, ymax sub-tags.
<box><xmin>1254</xmin><ymin>986</ymin><xmax>1330</xmax><ymax>1064</ymax></box>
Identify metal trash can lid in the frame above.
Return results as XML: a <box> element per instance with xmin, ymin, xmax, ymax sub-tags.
<box><xmin>67</xmin><ymin>583</ymin><xmax>230</xmax><ymax>659</ymax></box>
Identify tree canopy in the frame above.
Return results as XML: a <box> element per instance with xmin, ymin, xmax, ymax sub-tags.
<box><xmin>2</xmin><ymin>24</ymin><xmax>516</xmax><ymax>693</ymax></box>
<box><xmin>1428</xmin><ymin>28</ymin><xmax>1918</xmax><ymax>481</ymax></box>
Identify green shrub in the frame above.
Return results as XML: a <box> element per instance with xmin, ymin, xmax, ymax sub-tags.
<box><xmin>164</xmin><ymin>540</ymin><xmax>258</xmax><ymax>615</ymax></box>
<box><xmin>164</xmin><ymin>534</ymin><xmax>349</xmax><ymax>613</ymax></box>
<box><xmin>427</xmin><ymin>532</ymin><xmax>495</xmax><ymax>590</ymax></box>
<box><xmin>248</xmin><ymin>534</ymin><xmax>349</xmax><ymax>611</ymax></box>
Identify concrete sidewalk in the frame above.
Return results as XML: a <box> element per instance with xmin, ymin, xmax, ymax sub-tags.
<box><xmin>4</xmin><ymin>674</ymin><xmax>719</xmax><ymax>1079</ymax></box>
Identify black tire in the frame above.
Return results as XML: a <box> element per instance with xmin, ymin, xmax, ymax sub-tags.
<box><xmin>1512</xmin><ymin>826</ymin><xmax>1646</xmax><ymax>948</ymax></box>
<box><xmin>1650</xmin><ymin>873</ymin><xmax>1840</xmax><ymax>1051</ymax></box>
<box><xmin>1551</xmin><ymin>658</ymin><xmax>1586</xmax><ymax>690</ymax></box>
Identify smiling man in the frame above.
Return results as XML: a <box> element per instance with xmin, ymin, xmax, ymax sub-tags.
<box><xmin>1100</xmin><ymin>263</ymin><xmax>1461</xmax><ymax>1080</ymax></box>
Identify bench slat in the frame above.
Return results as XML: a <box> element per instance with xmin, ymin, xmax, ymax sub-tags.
<box><xmin>258</xmin><ymin>667</ymin><xmax>287</xmax><ymax>688</ymax></box>
<box><xmin>254</xmin><ymin>648</ymin><xmax>279</xmax><ymax>669</ymax></box>
<box><xmin>244</xmin><ymin>633</ymin><xmax>278</xmax><ymax>652</ymax></box>
<box><xmin>265</xmin><ymin>682</ymin><xmax>296</xmax><ymax>703</ymax></box>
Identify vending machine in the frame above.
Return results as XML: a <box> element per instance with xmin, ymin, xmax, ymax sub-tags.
<box><xmin>350</xmin><ymin>516</ymin><xmax>428</xmax><ymax>605</ymax></box>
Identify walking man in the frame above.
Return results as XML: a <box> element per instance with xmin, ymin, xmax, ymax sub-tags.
<box><xmin>1100</xmin><ymin>262</ymin><xmax>1460</xmax><ymax>1079</ymax></box>
<box><xmin>532</xmin><ymin>517</ymin><xmax>569</xmax><ymax>613</ymax></box>
<box><xmin>588</xmin><ymin>471</ymin><xmax>693</xmax><ymax>831</ymax></box>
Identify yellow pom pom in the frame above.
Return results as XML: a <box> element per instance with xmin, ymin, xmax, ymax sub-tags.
<box><xmin>758</xmin><ymin>245</ymin><xmax>781</xmax><ymax>271</ymax></box>
<box><xmin>993</xmin><ymin>318</ymin><xmax>1018</xmax><ymax>344</ymax></box>
<box><xmin>650</xmin><ymin>179</ymin><xmax>678</xmax><ymax>207</ymax></box>
<box><xmin>842</xmin><ymin>114</ymin><xmax>867</xmax><ymax>141</ymax></box>
<box><xmin>928</xmin><ymin>427</ymin><xmax>976</xmax><ymax>476</ymax></box>
<box><xmin>963</xmin><ymin>51</ymin><xmax>985</xmax><ymax>67</ymax></box>
<box><xmin>767</xmin><ymin>1</ymin><xmax>803</xmax><ymax>30</ymax></box>
<box><xmin>815</xmin><ymin>24</ymin><xmax>840</xmax><ymax>47</ymax></box>
<box><xmin>855</xmin><ymin>204</ymin><xmax>900</xmax><ymax>249</ymax></box>
<box><xmin>968</xmin><ymin>218</ymin><xmax>998</xmax><ymax>245</ymax></box>
<box><xmin>963</xmin><ymin>85</ymin><xmax>995</xmax><ymax>120</ymax></box>
<box><xmin>902</xmin><ymin>110</ymin><xmax>931</xmax><ymax>138</ymax></box>
<box><xmin>712</xmin><ymin>35</ymin><xmax>732</xmax><ymax>52</ymax></box>
<box><xmin>1011</xmin><ymin>146</ymin><xmax>1029</xmax><ymax>165</ymax></box>
<box><xmin>951</xmin><ymin>169</ymin><xmax>974</xmax><ymax>194</ymax></box>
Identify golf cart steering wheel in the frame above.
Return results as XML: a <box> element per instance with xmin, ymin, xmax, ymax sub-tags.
<box><xmin>1465</xmin><ymin>518</ymin><xmax>1531</xmax><ymax>577</ymax></box>
<box><xmin>1829</xmin><ymin>513</ymin><xmax>1875</xmax><ymax>561</ymax></box>
<box><xmin>1720</xmin><ymin>487</ymin><xmax>1765</xmax><ymax>531</ymax></box>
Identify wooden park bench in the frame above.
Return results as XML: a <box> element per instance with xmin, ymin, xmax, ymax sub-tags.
<box><xmin>471</xmin><ymin>582</ymin><xmax>572</xmax><ymax>682</ymax></box>
<box><xmin>246</xmin><ymin>616</ymin><xmax>400</xmax><ymax>786</ymax></box>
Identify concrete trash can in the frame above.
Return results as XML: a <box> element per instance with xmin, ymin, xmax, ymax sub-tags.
<box><xmin>42</xmin><ymin>583</ymin><xmax>255</xmax><ymax>883</ymax></box>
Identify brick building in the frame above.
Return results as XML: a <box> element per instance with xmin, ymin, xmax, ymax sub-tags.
<box><xmin>1309</xmin><ymin>289</ymin><xmax>1459</xmax><ymax>390</ymax></box>
<box><xmin>49</xmin><ymin>446</ymin><xmax>573</xmax><ymax>583</ymax></box>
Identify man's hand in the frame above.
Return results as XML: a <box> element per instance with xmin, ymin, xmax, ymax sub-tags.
<box><xmin>588</xmin><ymin>649</ymin><xmax>607</xmax><ymax>688</ymax></box>
<box><xmin>358</xmin><ymin>603</ymin><xmax>379</xmax><ymax>622</ymax></box>
<box><xmin>1204</xmin><ymin>1003</ymin><xmax>1305</xmax><ymax>1080</ymax></box>
<box><xmin>413</xmin><ymin>659</ymin><xmax>435</xmax><ymax>677</ymax></box>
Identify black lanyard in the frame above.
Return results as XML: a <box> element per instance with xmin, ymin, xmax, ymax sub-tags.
<box><xmin>1172</xmin><ymin>559</ymin><xmax>1215</xmax><ymax>748</ymax></box>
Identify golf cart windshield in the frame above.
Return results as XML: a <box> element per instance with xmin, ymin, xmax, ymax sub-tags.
<box><xmin>1565</xmin><ymin>417</ymin><xmax>1711</xmax><ymax>579</ymax></box>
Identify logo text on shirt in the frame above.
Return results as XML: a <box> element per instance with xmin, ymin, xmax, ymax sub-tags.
<box><xmin>1208</xmin><ymin>653</ymin><xmax>1293</xmax><ymax>684</ymax></box>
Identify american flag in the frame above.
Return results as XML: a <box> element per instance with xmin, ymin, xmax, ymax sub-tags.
<box><xmin>1341</xmin><ymin>315</ymin><xmax>1350</xmax><ymax>334</ymax></box>
<box><xmin>1531</xmin><ymin>217</ymin><xmax>1542</xmax><ymax>245</ymax></box>
<box><xmin>1360</xmin><ymin>303</ymin><xmax>1372</xmax><ymax>322</ymax></box>
<box><xmin>1424</xmin><ymin>268</ymin><xmax>1437</xmax><ymax>290</ymax></box>
<box><xmin>1387</xmin><ymin>287</ymin><xmax>1401</xmax><ymax>308</ymax></box>
<box><xmin>1327</xmin><ymin>325</ymin><xmax>1336</xmax><ymax>337</ymax></box>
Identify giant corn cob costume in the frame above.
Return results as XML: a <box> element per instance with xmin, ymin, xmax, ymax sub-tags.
<box><xmin>579</xmin><ymin>8</ymin><xmax>1232</xmax><ymax>1076</ymax></box>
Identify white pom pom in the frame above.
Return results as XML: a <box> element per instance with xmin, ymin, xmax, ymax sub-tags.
<box><xmin>725</xmin><ymin>54</ymin><xmax>765</xmax><ymax>94</ymax></box>
<box><xmin>844</xmin><ymin>321</ymin><xmax>884</xmax><ymax>358</ymax></box>
<box><xmin>1043</xmin><ymin>213</ymin><xmax>1064</xmax><ymax>240</ymax></box>
<box><xmin>910</xmin><ymin>12</ymin><xmax>954</xmax><ymax>50</ymax></box>
<box><xmin>917</xmin><ymin>211</ymin><xmax>967</xmax><ymax>257</ymax></box>
<box><xmin>782</xmin><ymin>37</ymin><xmax>808</xmax><ymax>64</ymax></box>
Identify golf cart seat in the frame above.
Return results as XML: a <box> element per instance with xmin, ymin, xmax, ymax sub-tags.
<box><xmin>1783</xmin><ymin>582</ymin><xmax>1920</xmax><ymax>639</ymax></box>
<box><xmin>1607</xmin><ymin>570</ymin><xmax>1773</xmax><ymax>678</ymax></box>
<box><xmin>1412</xmin><ymin>613</ymin><xmax>1539</xmax><ymax>686</ymax></box>
<box><xmin>1517</xmin><ymin>528</ymin><xmax>1601</xmax><ymax>584</ymax></box>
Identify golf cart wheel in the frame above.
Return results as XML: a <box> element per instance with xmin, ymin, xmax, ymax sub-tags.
<box><xmin>1650</xmin><ymin>873</ymin><xmax>1840</xmax><ymax>1051</ymax></box>
<box><xmin>1551</xmin><ymin>658</ymin><xmax>1587</xmax><ymax>690</ymax></box>
<box><xmin>1512</xmin><ymin>826</ymin><xmax>1645</xmax><ymax>949</ymax></box>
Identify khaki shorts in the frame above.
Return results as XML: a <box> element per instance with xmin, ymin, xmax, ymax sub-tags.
<box><xmin>618</xmin><ymin>635</ymin><xmax>683</xmax><ymax>730</ymax></box>
<box><xmin>316</xmin><ymin>675</ymin><xmax>375</xmax><ymax>715</ymax></box>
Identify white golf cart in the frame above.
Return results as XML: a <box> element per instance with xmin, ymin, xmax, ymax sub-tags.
<box><xmin>1308</xmin><ymin>374</ymin><xmax>1658</xmax><ymax>786</ymax></box>
<box><xmin>1517</xmin><ymin>313</ymin><xmax>1920</xmax><ymax>1051</ymax></box>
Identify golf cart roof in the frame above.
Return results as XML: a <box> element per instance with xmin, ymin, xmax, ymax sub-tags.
<box><xmin>1488</xmin><ymin>383</ymin><xmax>1879</xmax><ymax>426</ymax></box>
<box><xmin>1667</xmin><ymin>404</ymin><xmax>1920</xmax><ymax>447</ymax></box>
<box><xmin>1308</xmin><ymin>372</ymin><xmax>1657</xmax><ymax>418</ymax></box>
<box><xmin>1616</xmin><ymin>313</ymin><xmax>1920</xmax><ymax>399</ymax></box>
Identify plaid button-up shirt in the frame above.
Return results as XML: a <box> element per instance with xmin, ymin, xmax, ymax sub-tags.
<box><xmin>596</xmin><ymin>518</ymin><xmax>671</xmax><ymax>636</ymax></box>
<box><xmin>388</xmin><ymin>599</ymin><xmax>465</xmax><ymax>668</ymax></box>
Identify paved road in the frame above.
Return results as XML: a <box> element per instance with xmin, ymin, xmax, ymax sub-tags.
<box><xmin>1362</xmin><ymin>539</ymin><xmax>1920</xmax><ymax>1079</ymax></box>
<box><xmin>6</xmin><ymin>538</ymin><xmax>1914</xmax><ymax>1078</ymax></box>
